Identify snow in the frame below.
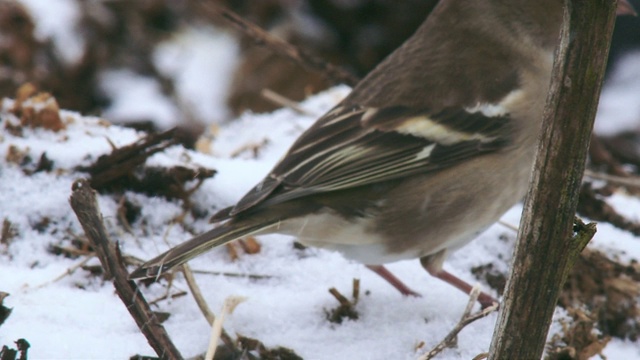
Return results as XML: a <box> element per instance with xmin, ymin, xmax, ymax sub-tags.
<box><xmin>594</xmin><ymin>51</ymin><xmax>640</xmax><ymax>136</ymax></box>
<box><xmin>1</xmin><ymin>3</ymin><xmax>639</xmax><ymax>358</ymax></box>
<box><xmin>0</xmin><ymin>89</ymin><xmax>494</xmax><ymax>359</ymax></box>
<box><xmin>1</xmin><ymin>79</ymin><xmax>638</xmax><ymax>358</ymax></box>
<box><xmin>17</xmin><ymin>0</ymin><xmax>85</xmax><ymax>65</ymax></box>
<box><xmin>99</xmin><ymin>70</ymin><xmax>183</xmax><ymax>130</ymax></box>
<box><xmin>100</xmin><ymin>25</ymin><xmax>240</xmax><ymax>129</ymax></box>
<box><xmin>153</xmin><ymin>26</ymin><xmax>240</xmax><ymax>125</ymax></box>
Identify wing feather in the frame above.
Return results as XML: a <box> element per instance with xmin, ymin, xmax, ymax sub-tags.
<box><xmin>228</xmin><ymin>104</ymin><xmax>512</xmax><ymax>217</ymax></box>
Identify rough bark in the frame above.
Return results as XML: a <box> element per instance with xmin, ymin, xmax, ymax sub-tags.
<box><xmin>488</xmin><ymin>0</ymin><xmax>618</xmax><ymax>358</ymax></box>
<box><xmin>69</xmin><ymin>179</ymin><xmax>183</xmax><ymax>360</ymax></box>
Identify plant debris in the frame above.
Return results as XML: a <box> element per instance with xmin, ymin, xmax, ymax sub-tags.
<box><xmin>5</xmin><ymin>146</ymin><xmax>54</xmax><ymax>176</ymax></box>
<box><xmin>76</xmin><ymin>128</ymin><xmax>216</xmax><ymax>206</ymax></box>
<box><xmin>236</xmin><ymin>334</ymin><xmax>303</xmax><ymax>360</ymax></box>
<box><xmin>559</xmin><ymin>248</ymin><xmax>640</xmax><ymax>341</ymax></box>
<box><xmin>227</xmin><ymin>236</ymin><xmax>262</xmax><ymax>261</ymax></box>
<box><xmin>325</xmin><ymin>279</ymin><xmax>360</xmax><ymax>324</ymax></box>
<box><xmin>10</xmin><ymin>83</ymin><xmax>65</xmax><ymax>132</ymax></box>
<box><xmin>474</xmin><ymin>247</ymin><xmax>640</xmax><ymax>343</ymax></box>
<box><xmin>547</xmin><ymin>307</ymin><xmax>610</xmax><ymax>360</ymax></box>
<box><xmin>48</xmin><ymin>235</ymin><xmax>93</xmax><ymax>259</ymax></box>
<box><xmin>4</xmin><ymin>145</ymin><xmax>29</xmax><ymax>167</ymax></box>
<box><xmin>578</xmin><ymin>182</ymin><xmax>640</xmax><ymax>236</ymax></box>
<box><xmin>601</xmin><ymin>131</ymin><xmax>640</xmax><ymax>173</ymax></box>
<box><xmin>1</xmin><ymin>220</ymin><xmax>17</xmax><ymax>251</ymax></box>
<box><xmin>470</xmin><ymin>263</ymin><xmax>507</xmax><ymax>296</ymax></box>
<box><xmin>0</xmin><ymin>292</ymin><xmax>12</xmax><ymax>327</ymax></box>
<box><xmin>418</xmin><ymin>286</ymin><xmax>498</xmax><ymax>360</ymax></box>
<box><xmin>0</xmin><ymin>338</ymin><xmax>29</xmax><ymax>360</ymax></box>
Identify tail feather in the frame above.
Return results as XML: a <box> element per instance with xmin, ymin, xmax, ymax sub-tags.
<box><xmin>129</xmin><ymin>219</ymin><xmax>278</xmax><ymax>279</ymax></box>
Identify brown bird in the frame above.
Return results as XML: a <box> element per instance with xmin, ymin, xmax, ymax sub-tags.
<box><xmin>131</xmin><ymin>0</ymin><xmax>636</xmax><ymax>308</ymax></box>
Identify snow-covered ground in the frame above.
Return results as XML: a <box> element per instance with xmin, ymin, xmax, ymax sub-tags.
<box><xmin>1</xmin><ymin>76</ymin><xmax>640</xmax><ymax>358</ymax></box>
<box><xmin>1</xmin><ymin>1</ymin><xmax>639</xmax><ymax>358</ymax></box>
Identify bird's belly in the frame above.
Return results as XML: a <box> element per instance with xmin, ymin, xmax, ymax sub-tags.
<box><xmin>278</xmin><ymin>211</ymin><xmax>422</xmax><ymax>264</ymax></box>
<box><xmin>374</xmin><ymin>153</ymin><xmax>533</xmax><ymax>259</ymax></box>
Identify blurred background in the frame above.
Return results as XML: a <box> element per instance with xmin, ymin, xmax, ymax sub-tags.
<box><xmin>1</xmin><ymin>0</ymin><xmax>639</xmax><ymax>147</ymax></box>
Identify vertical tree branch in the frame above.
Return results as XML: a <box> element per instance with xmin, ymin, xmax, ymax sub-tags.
<box><xmin>488</xmin><ymin>0</ymin><xmax>618</xmax><ymax>358</ymax></box>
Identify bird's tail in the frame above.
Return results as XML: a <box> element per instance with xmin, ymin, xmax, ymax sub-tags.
<box><xmin>129</xmin><ymin>219</ymin><xmax>279</xmax><ymax>279</ymax></box>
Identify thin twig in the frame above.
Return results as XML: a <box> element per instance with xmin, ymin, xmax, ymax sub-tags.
<box><xmin>584</xmin><ymin>169</ymin><xmax>640</xmax><ymax>189</ymax></box>
<box><xmin>497</xmin><ymin>220</ymin><xmax>519</xmax><ymax>233</ymax></box>
<box><xmin>190</xmin><ymin>269</ymin><xmax>273</xmax><ymax>280</ymax></box>
<box><xmin>261</xmin><ymin>89</ymin><xmax>313</xmax><ymax>115</ymax></box>
<box><xmin>34</xmin><ymin>255</ymin><xmax>95</xmax><ymax>289</ymax></box>
<box><xmin>116</xmin><ymin>196</ymin><xmax>135</xmax><ymax>234</ymax></box>
<box><xmin>69</xmin><ymin>179</ymin><xmax>183</xmax><ymax>359</ymax></box>
<box><xmin>326</xmin><ymin>280</ymin><xmax>361</xmax><ymax>323</ymax></box>
<box><xmin>229</xmin><ymin>139</ymin><xmax>269</xmax><ymax>159</ymax></box>
<box><xmin>205</xmin><ymin>296</ymin><xmax>247</xmax><ymax>360</ymax></box>
<box><xmin>181</xmin><ymin>264</ymin><xmax>238</xmax><ymax>353</ymax></box>
<box><xmin>197</xmin><ymin>2</ymin><xmax>359</xmax><ymax>86</ymax></box>
<box><xmin>419</xmin><ymin>285</ymin><xmax>499</xmax><ymax>360</ymax></box>
<box><xmin>182</xmin><ymin>265</ymin><xmax>216</xmax><ymax>324</ymax></box>
<box><xmin>328</xmin><ymin>287</ymin><xmax>351</xmax><ymax>307</ymax></box>
<box><xmin>352</xmin><ymin>278</ymin><xmax>360</xmax><ymax>305</ymax></box>
<box><xmin>148</xmin><ymin>291</ymin><xmax>188</xmax><ymax>306</ymax></box>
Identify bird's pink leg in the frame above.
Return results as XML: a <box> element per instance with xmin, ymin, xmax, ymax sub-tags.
<box><xmin>421</xmin><ymin>259</ymin><xmax>498</xmax><ymax>309</ymax></box>
<box><xmin>366</xmin><ymin>265</ymin><xmax>421</xmax><ymax>297</ymax></box>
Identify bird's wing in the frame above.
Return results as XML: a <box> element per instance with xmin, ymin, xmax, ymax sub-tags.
<box><xmin>228</xmin><ymin>102</ymin><xmax>514</xmax><ymax>216</ymax></box>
